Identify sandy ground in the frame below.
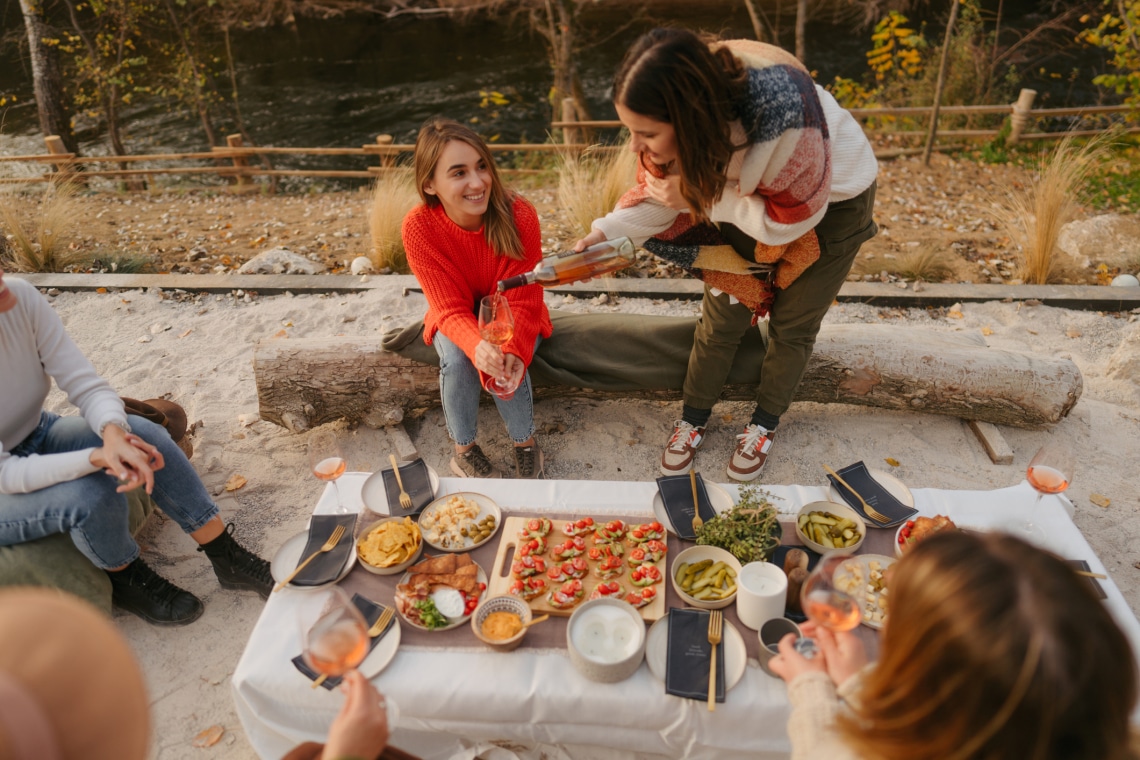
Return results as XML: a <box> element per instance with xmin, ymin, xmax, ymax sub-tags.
<box><xmin>30</xmin><ymin>277</ymin><xmax>1140</xmax><ymax>759</ymax></box>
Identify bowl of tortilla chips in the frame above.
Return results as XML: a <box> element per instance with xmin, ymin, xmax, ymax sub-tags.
<box><xmin>357</xmin><ymin>516</ymin><xmax>423</xmax><ymax>575</ymax></box>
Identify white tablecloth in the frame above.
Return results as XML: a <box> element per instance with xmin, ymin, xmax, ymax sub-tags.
<box><xmin>231</xmin><ymin>476</ymin><xmax>1140</xmax><ymax>760</ymax></box>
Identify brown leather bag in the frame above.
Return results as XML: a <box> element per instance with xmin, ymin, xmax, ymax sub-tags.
<box><xmin>120</xmin><ymin>397</ymin><xmax>193</xmax><ymax>459</ymax></box>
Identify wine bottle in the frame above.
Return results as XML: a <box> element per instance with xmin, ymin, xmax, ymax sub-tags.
<box><xmin>497</xmin><ymin>237</ymin><xmax>636</xmax><ymax>292</ymax></box>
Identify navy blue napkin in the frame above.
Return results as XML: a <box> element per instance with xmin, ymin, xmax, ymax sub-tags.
<box><xmin>826</xmin><ymin>461</ymin><xmax>917</xmax><ymax>529</ymax></box>
<box><xmin>292</xmin><ymin>593</ymin><xmax>394</xmax><ymax>690</ymax></box>
<box><xmin>380</xmin><ymin>459</ymin><xmax>435</xmax><ymax>517</ymax></box>
<box><xmin>290</xmin><ymin>514</ymin><xmax>357</xmax><ymax>587</ymax></box>
<box><xmin>656</xmin><ymin>474</ymin><xmax>718</xmax><ymax>540</ymax></box>
<box><xmin>665</xmin><ymin>608</ymin><xmax>726</xmax><ymax>703</ymax></box>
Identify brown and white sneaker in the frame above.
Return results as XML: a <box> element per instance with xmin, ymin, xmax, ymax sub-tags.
<box><xmin>450</xmin><ymin>445</ymin><xmax>502</xmax><ymax>478</ymax></box>
<box><xmin>727</xmin><ymin>424</ymin><xmax>775</xmax><ymax>482</ymax></box>
<box><xmin>660</xmin><ymin>421</ymin><xmax>705</xmax><ymax>476</ymax></box>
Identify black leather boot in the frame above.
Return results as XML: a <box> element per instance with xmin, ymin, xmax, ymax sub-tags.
<box><xmin>107</xmin><ymin>558</ymin><xmax>204</xmax><ymax>626</ymax></box>
<box><xmin>200</xmin><ymin>523</ymin><xmax>273</xmax><ymax>600</ymax></box>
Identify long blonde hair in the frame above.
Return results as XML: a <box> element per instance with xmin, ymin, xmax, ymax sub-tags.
<box><xmin>412</xmin><ymin>117</ymin><xmax>524</xmax><ymax>260</ymax></box>
<box><xmin>841</xmin><ymin>531</ymin><xmax>1137</xmax><ymax>760</ymax></box>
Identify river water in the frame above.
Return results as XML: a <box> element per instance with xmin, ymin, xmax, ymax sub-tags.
<box><xmin>0</xmin><ymin>1</ymin><xmax>1109</xmax><ymax>182</ymax></box>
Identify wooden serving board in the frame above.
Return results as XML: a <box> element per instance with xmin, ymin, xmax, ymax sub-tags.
<box><xmin>487</xmin><ymin>516</ymin><xmax>667</xmax><ymax>622</ymax></box>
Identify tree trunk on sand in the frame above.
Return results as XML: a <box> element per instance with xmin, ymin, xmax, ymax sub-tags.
<box><xmin>18</xmin><ymin>0</ymin><xmax>78</xmax><ymax>154</ymax></box>
<box><xmin>253</xmin><ymin>325</ymin><xmax>1082</xmax><ymax>433</ymax></box>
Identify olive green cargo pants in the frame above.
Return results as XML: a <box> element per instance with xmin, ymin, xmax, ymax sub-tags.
<box><xmin>683</xmin><ymin>181</ymin><xmax>878</xmax><ymax>419</ymax></box>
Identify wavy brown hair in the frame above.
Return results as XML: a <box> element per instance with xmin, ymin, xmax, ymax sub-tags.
<box><xmin>613</xmin><ymin>28</ymin><xmax>747</xmax><ymax>224</ymax></box>
<box><xmin>841</xmin><ymin>531</ymin><xmax>1137</xmax><ymax>760</ymax></box>
<box><xmin>412</xmin><ymin>117</ymin><xmax>524</xmax><ymax>259</ymax></box>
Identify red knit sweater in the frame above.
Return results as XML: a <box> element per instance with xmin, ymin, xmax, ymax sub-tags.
<box><xmin>402</xmin><ymin>196</ymin><xmax>552</xmax><ymax>370</ymax></box>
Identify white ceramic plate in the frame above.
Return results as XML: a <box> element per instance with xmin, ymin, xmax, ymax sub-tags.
<box><xmin>395</xmin><ymin>563</ymin><xmax>487</xmax><ymax>632</ymax></box>
<box><xmin>834</xmin><ymin>553</ymin><xmax>896</xmax><ymax>630</ymax></box>
<box><xmin>360</xmin><ymin>615</ymin><xmax>402</xmax><ymax>679</ymax></box>
<box><xmin>644</xmin><ymin>612</ymin><xmax>747</xmax><ymax>693</ymax></box>
<box><xmin>360</xmin><ymin>464</ymin><xmax>440</xmax><ymax>515</ymax></box>
<box><xmin>826</xmin><ymin>467</ymin><xmax>915</xmax><ymax>520</ymax></box>
<box><xmin>418</xmin><ymin>492</ymin><xmax>502</xmax><ymax>553</ymax></box>
<box><xmin>652</xmin><ymin>482</ymin><xmax>735</xmax><ymax>537</ymax></box>
<box><xmin>271</xmin><ymin>529</ymin><xmax>357</xmax><ymax>590</ymax></box>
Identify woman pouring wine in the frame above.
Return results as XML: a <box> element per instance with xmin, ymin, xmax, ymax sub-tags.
<box><xmin>401</xmin><ymin>117</ymin><xmax>551</xmax><ymax>479</ymax></box>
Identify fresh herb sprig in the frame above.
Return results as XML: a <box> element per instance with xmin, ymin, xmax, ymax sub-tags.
<box><xmin>695</xmin><ymin>484</ymin><xmax>782</xmax><ymax>563</ymax></box>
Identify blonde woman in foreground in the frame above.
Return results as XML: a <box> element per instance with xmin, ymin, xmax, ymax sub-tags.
<box><xmin>770</xmin><ymin>530</ymin><xmax>1138</xmax><ymax>760</ymax></box>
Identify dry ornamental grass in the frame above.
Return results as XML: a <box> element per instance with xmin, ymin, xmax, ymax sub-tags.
<box><xmin>0</xmin><ymin>181</ymin><xmax>87</xmax><ymax>272</ymax></box>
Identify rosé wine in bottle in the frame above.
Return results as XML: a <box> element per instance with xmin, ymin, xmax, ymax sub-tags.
<box><xmin>497</xmin><ymin>237</ymin><xmax>635</xmax><ymax>291</ymax></box>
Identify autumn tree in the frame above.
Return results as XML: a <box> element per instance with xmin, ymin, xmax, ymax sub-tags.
<box><xmin>17</xmin><ymin>0</ymin><xmax>78</xmax><ymax>153</ymax></box>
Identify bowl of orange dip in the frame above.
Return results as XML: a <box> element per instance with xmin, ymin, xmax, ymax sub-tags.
<box><xmin>471</xmin><ymin>595</ymin><xmax>532</xmax><ymax>652</ymax></box>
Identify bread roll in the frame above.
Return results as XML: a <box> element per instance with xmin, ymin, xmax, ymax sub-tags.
<box><xmin>783</xmin><ymin>549</ymin><xmax>809</xmax><ymax>576</ymax></box>
<box><xmin>786</xmin><ymin>567</ymin><xmax>809</xmax><ymax>615</ymax></box>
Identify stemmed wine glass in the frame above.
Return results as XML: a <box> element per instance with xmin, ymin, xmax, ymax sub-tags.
<box><xmin>308</xmin><ymin>429</ymin><xmax>348</xmax><ymax>513</ymax></box>
<box><xmin>796</xmin><ymin>552</ymin><xmax>863</xmax><ymax>657</ymax></box>
<box><xmin>301</xmin><ymin>587</ymin><xmax>369</xmax><ymax>681</ymax></box>
<box><xmin>478</xmin><ymin>294</ymin><xmax>518</xmax><ymax>399</ymax></box>
<box><xmin>1026</xmin><ymin>441</ymin><xmax>1074</xmax><ymax>505</ymax></box>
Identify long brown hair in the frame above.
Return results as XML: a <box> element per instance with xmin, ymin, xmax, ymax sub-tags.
<box><xmin>412</xmin><ymin>117</ymin><xmax>524</xmax><ymax>259</ymax></box>
<box><xmin>841</xmin><ymin>531</ymin><xmax>1137</xmax><ymax>760</ymax></box>
<box><xmin>613</xmin><ymin>28</ymin><xmax>747</xmax><ymax>224</ymax></box>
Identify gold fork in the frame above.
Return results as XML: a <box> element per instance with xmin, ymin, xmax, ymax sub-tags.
<box><xmin>389</xmin><ymin>455</ymin><xmax>414</xmax><ymax>511</ymax></box>
<box><xmin>823</xmin><ymin>464</ymin><xmax>891</xmax><ymax>525</ymax></box>
<box><xmin>274</xmin><ymin>524</ymin><xmax>346</xmax><ymax>593</ymax></box>
<box><xmin>689</xmin><ymin>469</ymin><xmax>704</xmax><ymax>535</ymax></box>
<box><xmin>707</xmin><ymin>609</ymin><xmax>722</xmax><ymax>712</ymax></box>
<box><xmin>311</xmin><ymin>606</ymin><xmax>394</xmax><ymax>689</ymax></box>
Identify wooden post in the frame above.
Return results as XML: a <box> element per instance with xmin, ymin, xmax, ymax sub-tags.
<box><xmin>226</xmin><ymin>133</ymin><xmax>254</xmax><ymax>191</ymax></box>
<box><xmin>1006</xmin><ymin>88</ymin><xmax>1038</xmax><ymax>146</ymax></box>
<box><xmin>922</xmin><ymin>0</ymin><xmax>961</xmax><ymax>166</ymax></box>
<box><xmin>794</xmin><ymin>0</ymin><xmax>807</xmax><ymax>61</ymax></box>
<box><xmin>561</xmin><ymin>98</ymin><xmax>579</xmax><ymax>147</ymax></box>
<box><xmin>376</xmin><ymin>134</ymin><xmax>394</xmax><ymax>169</ymax></box>
<box><xmin>43</xmin><ymin>135</ymin><xmax>75</xmax><ymax>181</ymax></box>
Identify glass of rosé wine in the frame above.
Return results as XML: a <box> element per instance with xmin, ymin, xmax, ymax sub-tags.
<box><xmin>478</xmin><ymin>294</ymin><xmax>519</xmax><ymax>399</ymax></box>
<box><xmin>301</xmin><ymin>587</ymin><xmax>369</xmax><ymax>681</ymax></box>
<box><xmin>308</xmin><ymin>429</ymin><xmax>348</xmax><ymax>513</ymax></box>
<box><xmin>1026</xmin><ymin>441</ymin><xmax>1074</xmax><ymax>505</ymax></box>
<box><xmin>792</xmin><ymin>552</ymin><xmax>863</xmax><ymax>659</ymax></box>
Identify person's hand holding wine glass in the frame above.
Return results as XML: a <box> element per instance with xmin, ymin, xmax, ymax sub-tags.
<box><xmin>477</xmin><ymin>294</ymin><xmax>521</xmax><ymax>399</ymax></box>
<box><xmin>308</xmin><ymin>429</ymin><xmax>348</xmax><ymax>514</ymax></box>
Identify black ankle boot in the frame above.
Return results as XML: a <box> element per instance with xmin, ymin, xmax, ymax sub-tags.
<box><xmin>107</xmin><ymin>559</ymin><xmax>204</xmax><ymax>626</ymax></box>
<box><xmin>200</xmin><ymin>523</ymin><xmax>273</xmax><ymax>600</ymax></box>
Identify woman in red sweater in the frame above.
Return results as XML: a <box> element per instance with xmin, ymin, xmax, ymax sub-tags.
<box><xmin>402</xmin><ymin>118</ymin><xmax>552</xmax><ymax>478</ymax></box>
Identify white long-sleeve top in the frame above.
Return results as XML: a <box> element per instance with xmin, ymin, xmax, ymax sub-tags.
<box><xmin>0</xmin><ymin>277</ymin><xmax>129</xmax><ymax>494</ymax></box>
<box><xmin>592</xmin><ymin>85</ymin><xmax>878</xmax><ymax>248</ymax></box>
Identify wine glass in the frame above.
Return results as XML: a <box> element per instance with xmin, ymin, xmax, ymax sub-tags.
<box><xmin>301</xmin><ymin>587</ymin><xmax>369</xmax><ymax>680</ymax></box>
<box><xmin>477</xmin><ymin>294</ymin><xmax>518</xmax><ymax>399</ymax></box>
<box><xmin>308</xmin><ymin>429</ymin><xmax>348</xmax><ymax>513</ymax></box>
<box><xmin>796</xmin><ymin>552</ymin><xmax>862</xmax><ymax>657</ymax></box>
<box><xmin>1026</xmin><ymin>441</ymin><xmax>1074</xmax><ymax>505</ymax></box>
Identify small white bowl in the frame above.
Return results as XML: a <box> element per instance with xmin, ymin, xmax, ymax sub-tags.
<box><xmin>795</xmin><ymin>501</ymin><xmax>866</xmax><ymax>555</ymax></box>
<box><xmin>670</xmin><ymin>545</ymin><xmax>742</xmax><ymax>610</ymax></box>
<box><xmin>471</xmin><ymin>595</ymin><xmax>533</xmax><ymax>652</ymax></box>
<box><xmin>356</xmin><ymin>517</ymin><xmax>424</xmax><ymax>576</ymax></box>
<box><xmin>566</xmin><ymin>597</ymin><xmax>646</xmax><ymax>683</ymax></box>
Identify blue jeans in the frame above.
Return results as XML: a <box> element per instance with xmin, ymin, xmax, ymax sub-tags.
<box><xmin>433</xmin><ymin>333</ymin><xmax>539</xmax><ymax>446</ymax></box>
<box><xmin>0</xmin><ymin>412</ymin><xmax>219</xmax><ymax>569</ymax></box>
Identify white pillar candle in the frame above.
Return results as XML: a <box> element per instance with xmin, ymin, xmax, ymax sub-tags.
<box><xmin>736</xmin><ymin>562</ymin><xmax>789</xmax><ymax>631</ymax></box>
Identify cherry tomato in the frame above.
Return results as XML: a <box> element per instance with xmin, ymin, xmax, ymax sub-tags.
<box><xmin>649</xmin><ymin>521</ymin><xmax>663</xmax><ymax>532</ymax></box>
<box><xmin>641</xmin><ymin>587</ymin><xmax>656</xmax><ymax>599</ymax></box>
<box><xmin>479</xmin><ymin>582</ymin><xmax>487</xmax><ymax>591</ymax></box>
<box><xmin>583</xmin><ymin>517</ymin><xmax>594</xmax><ymax>526</ymax></box>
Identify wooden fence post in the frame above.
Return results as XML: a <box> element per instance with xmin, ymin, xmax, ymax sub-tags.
<box><xmin>376</xmin><ymin>134</ymin><xmax>394</xmax><ymax>169</ymax></box>
<box><xmin>1007</xmin><ymin>89</ymin><xmax>1038</xmax><ymax>146</ymax></box>
<box><xmin>43</xmin><ymin>135</ymin><xmax>75</xmax><ymax>182</ymax></box>
<box><xmin>226</xmin><ymin>133</ymin><xmax>254</xmax><ymax>191</ymax></box>
<box><xmin>561</xmin><ymin>98</ymin><xmax>579</xmax><ymax>147</ymax></box>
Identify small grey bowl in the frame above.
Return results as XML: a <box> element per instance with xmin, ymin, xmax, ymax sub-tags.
<box><xmin>566</xmin><ymin>597</ymin><xmax>647</xmax><ymax>683</ymax></box>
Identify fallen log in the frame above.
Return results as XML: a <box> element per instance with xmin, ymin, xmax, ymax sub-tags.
<box><xmin>253</xmin><ymin>312</ymin><xmax>1082</xmax><ymax>432</ymax></box>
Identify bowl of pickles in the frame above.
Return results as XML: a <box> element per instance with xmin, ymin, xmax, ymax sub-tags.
<box><xmin>795</xmin><ymin>502</ymin><xmax>866</xmax><ymax>555</ymax></box>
